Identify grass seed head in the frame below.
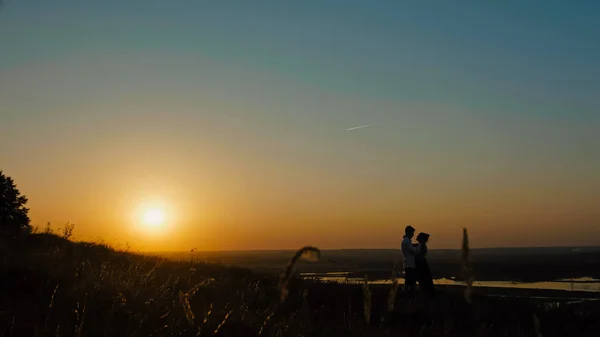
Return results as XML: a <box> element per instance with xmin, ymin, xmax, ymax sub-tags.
<box><xmin>278</xmin><ymin>246</ymin><xmax>321</xmax><ymax>303</ymax></box>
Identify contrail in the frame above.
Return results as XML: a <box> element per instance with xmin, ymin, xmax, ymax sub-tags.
<box><xmin>346</xmin><ymin>124</ymin><xmax>371</xmax><ymax>131</ymax></box>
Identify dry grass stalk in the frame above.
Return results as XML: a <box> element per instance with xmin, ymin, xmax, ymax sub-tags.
<box><xmin>462</xmin><ymin>228</ymin><xmax>474</xmax><ymax>303</ymax></box>
<box><xmin>74</xmin><ymin>294</ymin><xmax>87</xmax><ymax>337</ymax></box>
<box><xmin>278</xmin><ymin>246</ymin><xmax>321</xmax><ymax>303</ymax></box>
<box><xmin>213</xmin><ymin>309</ymin><xmax>233</xmax><ymax>335</ymax></box>
<box><xmin>179</xmin><ymin>278</ymin><xmax>214</xmax><ymax>327</ymax></box>
<box><xmin>187</xmin><ymin>278</ymin><xmax>214</xmax><ymax>296</ymax></box>
<box><xmin>388</xmin><ymin>262</ymin><xmax>400</xmax><ymax>312</ymax></box>
<box><xmin>44</xmin><ymin>284</ymin><xmax>59</xmax><ymax>330</ymax></box>
<box><xmin>533</xmin><ymin>313</ymin><xmax>542</xmax><ymax>337</ymax></box>
<box><xmin>258</xmin><ymin>311</ymin><xmax>275</xmax><ymax>336</ymax></box>
<box><xmin>362</xmin><ymin>275</ymin><xmax>371</xmax><ymax>324</ymax></box>
<box><xmin>179</xmin><ymin>291</ymin><xmax>195</xmax><ymax>326</ymax></box>
<box><xmin>203</xmin><ymin>302</ymin><xmax>213</xmax><ymax>324</ymax></box>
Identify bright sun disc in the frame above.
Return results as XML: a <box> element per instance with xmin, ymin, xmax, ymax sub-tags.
<box><xmin>143</xmin><ymin>209</ymin><xmax>165</xmax><ymax>226</ymax></box>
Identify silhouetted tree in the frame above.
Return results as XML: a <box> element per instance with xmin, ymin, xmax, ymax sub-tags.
<box><xmin>0</xmin><ymin>171</ymin><xmax>31</xmax><ymax>236</ymax></box>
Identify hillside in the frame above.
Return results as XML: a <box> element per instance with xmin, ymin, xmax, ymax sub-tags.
<box><xmin>1</xmin><ymin>234</ymin><xmax>599</xmax><ymax>337</ymax></box>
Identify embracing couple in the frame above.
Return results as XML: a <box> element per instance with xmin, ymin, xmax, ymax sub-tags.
<box><xmin>401</xmin><ymin>225</ymin><xmax>435</xmax><ymax>296</ymax></box>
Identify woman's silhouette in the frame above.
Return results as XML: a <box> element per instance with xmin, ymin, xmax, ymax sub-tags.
<box><xmin>414</xmin><ymin>232</ymin><xmax>435</xmax><ymax>296</ymax></box>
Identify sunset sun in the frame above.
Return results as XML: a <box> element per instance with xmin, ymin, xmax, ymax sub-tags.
<box><xmin>130</xmin><ymin>198</ymin><xmax>175</xmax><ymax>237</ymax></box>
<box><xmin>143</xmin><ymin>209</ymin><xmax>165</xmax><ymax>227</ymax></box>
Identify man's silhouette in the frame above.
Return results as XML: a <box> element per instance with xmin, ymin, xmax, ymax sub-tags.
<box><xmin>401</xmin><ymin>225</ymin><xmax>417</xmax><ymax>293</ymax></box>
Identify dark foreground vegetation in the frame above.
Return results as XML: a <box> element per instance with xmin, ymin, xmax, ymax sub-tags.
<box><xmin>1</xmin><ymin>234</ymin><xmax>600</xmax><ymax>337</ymax></box>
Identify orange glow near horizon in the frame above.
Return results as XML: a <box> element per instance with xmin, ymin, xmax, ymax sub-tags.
<box><xmin>2</xmin><ymin>49</ymin><xmax>599</xmax><ymax>252</ymax></box>
<box><xmin>4</xmin><ymin>105</ymin><xmax>600</xmax><ymax>252</ymax></box>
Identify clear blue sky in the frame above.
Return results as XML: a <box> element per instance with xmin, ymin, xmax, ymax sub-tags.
<box><xmin>1</xmin><ymin>1</ymin><xmax>599</xmax><ymax>250</ymax></box>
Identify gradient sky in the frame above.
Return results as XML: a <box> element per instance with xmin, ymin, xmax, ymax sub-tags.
<box><xmin>1</xmin><ymin>1</ymin><xmax>599</xmax><ymax>251</ymax></box>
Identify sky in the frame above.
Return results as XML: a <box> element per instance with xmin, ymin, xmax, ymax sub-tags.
<box><xmin>1</xmin><ymin>1</ymin><xmax>599</xmax><ymax>251</ymax></box>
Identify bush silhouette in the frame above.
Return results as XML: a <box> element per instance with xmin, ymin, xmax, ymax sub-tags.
<box><xmin>0</xmin><ymin>170</ymin><xmax>31</xmax><ymax>236</ymax></box>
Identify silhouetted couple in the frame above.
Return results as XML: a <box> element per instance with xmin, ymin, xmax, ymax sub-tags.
<box><xmin>401</xmin><ymin>225</ymin><xmax>435</xmax><ymax>296</ymax></box>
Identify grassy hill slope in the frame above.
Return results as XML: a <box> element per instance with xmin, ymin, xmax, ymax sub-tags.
<box><xmin>1</xmin><ymin>234</ymin><xmax>599</xmax><ymax>337</ymax></box>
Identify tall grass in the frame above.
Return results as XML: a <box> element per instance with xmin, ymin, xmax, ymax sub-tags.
<box><xmin>0</xmin><ymin>232</ymin><xmax>596</xmax><ymax>336</ymax></box>
<box><xmin>387</xmin><ymin>262</ymin><xmax>400</xmax><ymax>312</ymax></box>
<box><xmin>178</xmin><ymin>278</ymin><xmax>214</xmax><ymax>328</ymax></box>
<box><xmin>277</xmin><ymin>246</ymin><xmax>320</xmax><ymax>303</ymax></box>
<box><xmin>533</xmin><ymin>312</ymin><xmax>543</xmax><ymax>337</ymax></box>
<box><xmin>462</xmin><ymin>228</ymin><xmax>474</xmax><ymax>303</ymax></box>
<box><xmin>362</xmin><ymin>275</ymin><xmax>372</xmax><ymax>324</ymax></box>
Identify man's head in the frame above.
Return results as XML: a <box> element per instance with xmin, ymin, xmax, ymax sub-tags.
<box><xmin>405</xmin><ymin>225</ymin><xmax>415</xmax><ymax>238</ymax></box>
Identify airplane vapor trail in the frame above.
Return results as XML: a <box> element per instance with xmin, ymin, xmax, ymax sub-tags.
<box><xmin>345</xmin><ymin>124</ymin><xmax>372</xmax><ymax>131</ymax></box>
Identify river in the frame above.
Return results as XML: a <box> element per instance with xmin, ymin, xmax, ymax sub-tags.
<box><xmin>301</xmin><ymin>273</ymin><xmax>600</xmax><ymax>293</ymax></box>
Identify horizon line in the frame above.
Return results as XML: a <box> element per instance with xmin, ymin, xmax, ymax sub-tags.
<box><xmin>145</xmin><ymin>245</ymin><xmax>600</xmax><ymax>254</ymax></box>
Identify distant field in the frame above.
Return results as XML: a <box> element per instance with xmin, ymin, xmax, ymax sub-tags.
<box><xmin>156</xmin><ymin>247</ymin><xmax>600</xmax><ymax>282</ymax></box>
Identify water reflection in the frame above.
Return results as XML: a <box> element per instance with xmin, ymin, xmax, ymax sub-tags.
<box><xmin>300</xmin><ymin>273</ymin><xmax>600</xmax><ymax>293</ymax></box>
